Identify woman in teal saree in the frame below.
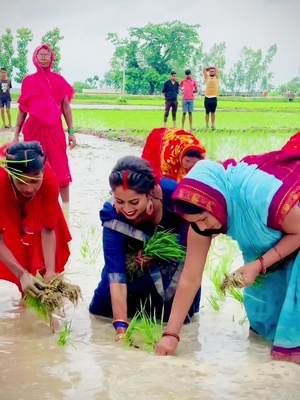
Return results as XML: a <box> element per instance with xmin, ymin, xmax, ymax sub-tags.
<box><xmin>155</xmin><ymin>139</ymin><xmax>300</xmax><ymax>364</ymax></box>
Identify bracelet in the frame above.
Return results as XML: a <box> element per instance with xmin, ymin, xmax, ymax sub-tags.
<box><xmin>115</xmin><ymin>333</ymin><xmax>126</xmax><ymax>342</ymax></box>
<box><xmin>112</xmin><ymin>319</ymin><xmax>129</xmax><ymax>330</ymax></box>
<box><xmin>273</xmin><ymin>247</ymin><xmax>284</xmax><ymax>261</ymax></box>
<box><xmin>67</xmin><ymin>128</ymin><xmax>75</xmax><ymax>134</ymax></box>
<box><xmin>162</xmin><ymin>332</ymin><xmax>180</xmax><ymax>342</ymax></box>
<box><xmin>258</xmin><ymin>256</ymin><xmax>267</xmax><ymax>275</ymax></box>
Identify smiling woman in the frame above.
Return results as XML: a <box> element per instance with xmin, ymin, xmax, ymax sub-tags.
<box><xmin>89</xmin><ymin>155</ymin><xmax>200</xmax><ymax>341</ymax></box>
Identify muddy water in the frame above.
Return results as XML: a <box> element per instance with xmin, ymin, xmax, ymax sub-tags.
<box><xmin>0</xmin><ymin>133</ymin><xmax>299</xmax><ymax>400</ymax></box>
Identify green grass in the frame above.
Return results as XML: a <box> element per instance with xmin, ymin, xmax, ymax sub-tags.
<box><xmin>71</xmin><ymin>109</ymin><xmax>299</xmax><ymax>131</ymax></box>
<box><xmin>9</xmin><ymin>94</ymin><xmax>298</xmax><ymax>163</ymax></box>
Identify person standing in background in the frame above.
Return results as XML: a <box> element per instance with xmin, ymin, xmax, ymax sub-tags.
<box><xmin>162</xmin><ymin>71</ymin><xmax>179</xmax><ymax>128</ymax></box>
<box><xmin>179</xmin><ymin>69</ymin><xmax>198</xmax><ymax>133</ymax></box>
<box><xmin>203</xmin><ymin>66</ymin><xmax>219</xmax><ymax>130</ymax></box>
<box><xmin>0</xmin><ymin>68</ymin><xmax>12</xmax><ymax>129</ymax></box>
<box><xmin>13</xmin><ymin>44</ymin><xmax>76</xmax><ymax>204</ymax></box>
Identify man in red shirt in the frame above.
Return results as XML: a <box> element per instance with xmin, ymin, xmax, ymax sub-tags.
<box><xmin>179</xmin><ymin>69</ymin><xmax>198</xmax><ymax>133</ymax></box>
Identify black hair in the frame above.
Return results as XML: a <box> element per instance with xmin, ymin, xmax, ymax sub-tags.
<box><xmin>185</xmin><ymin>69</ymin><xmax>191</xmax><ymax>75</ymax></box>
<box><xmin>109</xmin><ymin>156</ymin><xmax>155</xmax><ymax>194</ymax></box>
<box><xmin>6</xmin><ymin>141</ymin><xmax>46</xmax><ymax>174</ymax></box>
<box><xmin>172</xmin><ymin>199</ymin><xmax>205</xmax><ymax>215</ymax></box>
<box><xmin>170</xmin><ymin>71</ymin><xmax>176</xmax><ymax>75</ymax></box>
<box><xmin>1</xmin><ymin>67</ymin><xmax>7</xmax><ymax>71</ymax></box>
<box><xmin>184</xmin><ymin>149</ymin><xmax>203</xmax><ymax>159</ymax></box>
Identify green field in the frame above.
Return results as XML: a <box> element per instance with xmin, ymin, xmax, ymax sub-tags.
<box><xmin>9</xmin><ymin>93</ymin><xmax>300</xmax><ymax>161</ymax></box>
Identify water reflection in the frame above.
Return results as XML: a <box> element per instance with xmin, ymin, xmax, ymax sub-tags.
<box><xmin>0</xmin><ymin>133</ymin><xmax>299</xmax><ymax>400</ymax></box>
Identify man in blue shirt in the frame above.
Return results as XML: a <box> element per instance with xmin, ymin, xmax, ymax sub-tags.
<box><xmin>162</xmin><ymin>71</ymin><xmax>179</xmax><ymax>128</ymax></box>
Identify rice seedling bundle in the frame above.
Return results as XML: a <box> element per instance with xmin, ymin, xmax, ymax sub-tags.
<box><xmin>25</xmin><ymin>274</ymin><xmax>82</xmax><ymax>331</ymax></box>
<box><xmin>220</xmin><ymin>272</ymin><xmax>245</xmax><ymax>294</ymax></box>
<box><xmin>124</xmin><ymin>306</ymin><xmax>163</xmax><ymax>352</ymax></box>
<box><xmin>126</xmin><ymin>229</ymin><xmax>186</xmax><ymax>273</ymax></box>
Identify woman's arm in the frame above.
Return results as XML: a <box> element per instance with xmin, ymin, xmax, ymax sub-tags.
<box><xmin>103</xmin><ymin>226</ymin><xmax>129</xmax><ymax>334</ymax></box>
<box><xmin>61</xmin><ymin>95</ymin><xmax>76</xmax><ymax>149</ymax></box>
<box><xmin>13</xmin><ymin>109</ymin><xmax>27</xmax><ymax>141</ymax></box>
<box><xmin>0</xmin><ymin>234</ymin><xmax>45</xmax><ymax>296</ymax></box>
<box><xmin>155</xmin><ymin>226</ymin><xmax>211</xmax><ymax>355</ymax></box>
<box><xmin>239</xmin><ymin>203</ymin><xmax>300</xmax><ymax>284</ymax></box>
<box><xmin>41</xmin><ymin>228</ymin><xmax>56</xmax><ymax>282</ymax></box>
<box><xmin>110</xmin><ymin>282</ymin><xmax>128</xmax><ymax>325</ymax></box>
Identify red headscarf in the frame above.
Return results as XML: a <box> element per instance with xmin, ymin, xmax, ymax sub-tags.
<box><xmin>142</xmin><ymin>128</ymin><xmax>206</xmax><ymax>182</ymax></box>
<box><xmin>17</xmin><ymin>44</ymin><xmax>74</xmax><ymax>126</ymax></box>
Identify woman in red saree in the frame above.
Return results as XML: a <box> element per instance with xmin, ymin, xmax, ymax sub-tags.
<box><xmin>13</xmin><ymin>44</ymin><xmax>76</xmax><ymax>203</ymax></box>
<box><xmin>142</xmin><ymin>127</ymin><xmax>206</xmax><ymax>182</ymax></box>
<box><xmin>0</xmin><ymin>142</ymin><xmax>71</xmax><ymax>297</ymax></box>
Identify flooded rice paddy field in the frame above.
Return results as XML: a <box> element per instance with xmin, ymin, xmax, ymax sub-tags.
<box><xmin>0</xmin><ymin>133</ymin><xmax>299</xmax><ymax>400</ymax></box>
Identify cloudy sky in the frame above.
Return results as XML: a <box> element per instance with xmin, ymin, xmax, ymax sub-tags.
<box><xmin>2</xmin><ymin>0</ymin><xmax>299</xmax><ymax>87</ymax></box>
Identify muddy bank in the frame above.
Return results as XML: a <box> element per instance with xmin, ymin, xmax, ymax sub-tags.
<box><xmin>77</xmin><ymin>127</ymin><xmax>148</xmax><ymax>146</ymax></box>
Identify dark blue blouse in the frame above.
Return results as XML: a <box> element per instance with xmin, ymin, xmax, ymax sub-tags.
<box><xmin>100</xmin><ymin>178</ymin><xmax>186</xmax><ymax>284</ymax></box>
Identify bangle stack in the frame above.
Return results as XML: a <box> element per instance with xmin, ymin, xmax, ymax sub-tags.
<box><xmin>67</xmin><ymin>128</ymin><xmax>75</xmax><ymax>134</ymax></box>
<box><xmin>112</xmin><ymin>319</ymin><xmax>129</xmax><ymax>330</ymax></box>
<box><xmin>162</xmin><ymin>332</ymin><xmax>180</xmax><ymax>342</ymax></box>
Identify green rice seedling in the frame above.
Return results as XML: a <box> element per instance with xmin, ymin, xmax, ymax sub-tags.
<box><xmin>79</xmin><ymin>224</ymin><xmax>102</xmax><ymax>265</ymax></box>
<box><xmin>239</xmin><ymin>314</ymin><xmax>248</xmax><ymax>325</ymax></box>
<box><xmin>80</xmin><ymin>237</ymin><xmax>90</xmax><ymax>259</ymax></box>
<box><xmin>124</xmin><ymin>301</ymin><xmax>164</xmax><ymax>352</ymax></box>
<box><xmin>25</xmin><ymin>274</ymin><xmax>82</xmax><ymax>332</ymax></box>
<box><xmin>205</xmin><ymin>235</ymin><xmax>242</xmax><ymax>310</ymax></box>
<box><xmin>228</xmin><ymin>287</ymin><xmax>244</xmax><ymax>304</ymax></box>
<box><xmin>126</xmin><ymin>229</ymin><xmax>186</xmax><ymax>273</ymax></box>
<box><xmin>142</xmin><ymin>229</ymin><xmax>186</xmax><ymax>261</ymax></box>
<box><xmin>57</xmin><ymin>320</ymin><xmax>74</xmax><ymax>347</ymax></box>
<box><xmin>206</xmin><ymin>294</ymin><xmax>221</xmax><ymax>311</ymax></box>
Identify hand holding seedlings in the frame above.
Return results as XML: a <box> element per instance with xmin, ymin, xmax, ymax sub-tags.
<box><xmin>20</xmin><ymin>270</ymin><xmax>46</xmax><ymax>297</ymax></box>
<box><xmin>220</xmin><ymin>260</ymin><xmax>262</xmax><ymax>293</ymax></box>
<box><xmin>25</xmin><ymin>273</ymin><xmax>82</xmax><ymax>331</ymax></box>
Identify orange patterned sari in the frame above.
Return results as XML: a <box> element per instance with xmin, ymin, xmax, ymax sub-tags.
<box><xmin>142</xmin><ymin>127</ymin><xmax>206</xmax><ymax>182</ymax></box>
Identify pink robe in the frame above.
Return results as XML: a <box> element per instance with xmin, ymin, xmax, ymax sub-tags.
<box><xmin>18</xmin><ymin>44</ymin><xmax>74</xmax><ymax>187</ymax></box>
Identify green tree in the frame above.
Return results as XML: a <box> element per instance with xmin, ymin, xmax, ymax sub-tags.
<box><xmin>278</xmin><ymin>77</ymin><xmax>300</xmax><ymax>94</ymax></box>
<box><xmin>201</xmin><ymin>42</ymin><xmax>226</xmax><ymax>83</ymax></box>
<box><xmin>227</xmin><ymin>60</ymin><xmax>244</xmax><ymax>95</ymax></box>
<box><xmin>41</xmin><ymin>27</ymin><xmax>64</xmax><ymax>73</ymax></box>
<box><xmin>231</xmin><ymin>44</ymin><xmax>277</xmax><ymax>94</ymax></box>
<box><xmin>106</xmin><ymin>21</ymin><xmax>202</xmax><ymax>94</ymax></box>
<box><xmin>0</xmin><ymin>29</ymin><xmax>14</xmax><ymax>77</ymax></box>
<box><xmin>73</xmin><ymin>81</ymin><xmax>92</xmax><ymax>93</ymax></box>
<box><xmin>85</xmin><ymin>75</ymin><xmax>100</xmax><ymax>88</ymax></box>
<box><xmin>13</xmin><ymin>28</ymin><xmax>33</xmax><ymax>83</ymax></box>
<box><xmin>259</xmin><ymin>44</ymin><xmax>277</xmax><ymax>91</ymax></box>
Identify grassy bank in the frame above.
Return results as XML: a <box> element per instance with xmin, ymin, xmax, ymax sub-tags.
<box><xmin>11</xmin><ymin>92</ymin><xmax>300</xmax><ymax>110</ymax></box>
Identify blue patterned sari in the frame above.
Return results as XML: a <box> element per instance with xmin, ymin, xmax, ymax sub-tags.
<box><xmin>89</xmin><ymin>178</ymin><xmax>200</xmax><ymax>322</ymax></box>
<box><xmin>173</xmin><ymin>151</ymin><xmax>300</xmax><ymax>363</ymax></box>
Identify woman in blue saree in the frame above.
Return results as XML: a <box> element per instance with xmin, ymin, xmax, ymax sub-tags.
<box><xmin>155</xmin><ymin>146</ymin><xmax>300</xmax><ymax>364</ymax></box>
<box><xmin>89</xmin><ymin>156</ymin><xmax>200</xmax><ymax>340</ymax></box>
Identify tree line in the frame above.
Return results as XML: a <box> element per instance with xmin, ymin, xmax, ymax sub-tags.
<box><xmin>0</xmin><ymin>27</ymin><xmax>63</xmax><ymax>83</ymax></box>
<box><xmin>1</xmin><ymin>23</ymin><xmax>298</xmax><ymax>95</ymax></box>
